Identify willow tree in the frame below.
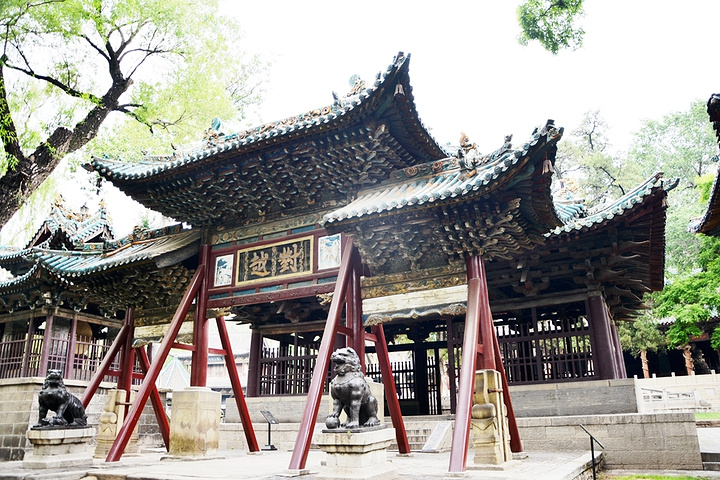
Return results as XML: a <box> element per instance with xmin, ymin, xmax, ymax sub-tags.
<box><xmin>0</xmin><ymin>0</ymin><xmax>266</xmax><ymax>227</ymax></box>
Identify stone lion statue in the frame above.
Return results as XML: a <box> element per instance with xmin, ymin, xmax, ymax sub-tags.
<box><xmin>34</xmin><ymin>370</ymin><xmax>87</xmax><ymax>428</ymax></box>
<box><xmin>325</xmin><ymin>347</ymin><xmax>380</xmax><ymax>430</ymax></box>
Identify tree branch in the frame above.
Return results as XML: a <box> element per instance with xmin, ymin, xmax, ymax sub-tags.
<box><xmin>4</xmin><ymin>62</ymin><xmax>103</xmax><ymax>105</ymax></box>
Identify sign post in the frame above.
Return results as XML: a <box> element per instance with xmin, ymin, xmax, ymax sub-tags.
<box><xmin>260</xmin><ymin>410</ymin><xmax>278</xmax><ymax>451</ymax></box>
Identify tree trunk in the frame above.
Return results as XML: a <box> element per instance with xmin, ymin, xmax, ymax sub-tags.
<box><xmin>640</xmin><ymin>349</ymin><xmax>650</xmax><ymax>378</ymax></box>
<box><xmin>681</xmin><ymin>344</ymin><xmax>694</xmax><ymax>376</ymax></box>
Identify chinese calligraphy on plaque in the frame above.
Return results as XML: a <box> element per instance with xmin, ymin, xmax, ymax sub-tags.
<box><xmin>237</xmin><ymin>237</ymin><xmax>313</xmax><ymax>285</ymax></box>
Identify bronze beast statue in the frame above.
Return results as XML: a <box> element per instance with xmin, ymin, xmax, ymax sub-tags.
<box><xmin>325</xmin><ymin>347</ymin><xmax>380</xmax><ymax>430</ymax></box>
<box><xmin>34</xmin><ymin>370</ymin><xmax>87</xmax><ymax>428</ymax></box>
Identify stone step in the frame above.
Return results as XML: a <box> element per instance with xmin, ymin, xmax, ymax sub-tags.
<box><xmin>704</xmin><ymin>462</ymin><xmax>720</xmax><ymax>471</ymax></box>
<box><xmin>702</xmin><ymin>452</ymin><xmax>720</xmax><ymax>462</ymax></box>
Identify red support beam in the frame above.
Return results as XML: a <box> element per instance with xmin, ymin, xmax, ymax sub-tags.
<box><xmin>369</xmin><ymin>324</ymin><xmax>409</xmax><ymax>453</ymax></box>
<box><xmin>349</xmin><ymin>255</ymin><xmax>364</xmax><ymax>371</ymax></box>
<box><xmin>136</xmin><ymin>347</ymin><xmax>171</xmax><ymax>450</ymax></box>
<box><xmin>215</xmin><ymin>316</ymin><xmax>259</xmax><ymax>451</ymax></box>
<box><xmin>117</xmin><ymin>309</ymin><xmax>136</xmax><ymax>406</ymax></box>
<box><xmin>288</xmin><ymin>238</ymin><xmax>355</xmax><ymax>471</ymax></box>
<box><xmin>289</xmin><ymin>238</ymin><xmax>409</xmax><ymax>470</ymax></box>
<box><xmin>81</xmin><ymin>324</ymin><xmax>129</xmax><ymax>408</ymax></box>
<box><xmin>191</xmin><ymin>245</ymin><xmax>211</xmax><ymax>386</ymax></box>
<box><xmin>492</xmin><ymin>330</ymin><xmax>522</xmax><ymax>453</ymax></box>
<box><xmin>106</xmin><ymin>265</ymin><xmax>205</xmax><ymax>462</ymax></box>
<box><xmin>448</xmin><ymin>257</ymin><xmax>484</xmax><ymax>472</ymax></box>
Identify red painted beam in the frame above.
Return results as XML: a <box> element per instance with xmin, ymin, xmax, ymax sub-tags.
<box><xmin>192</xmin><ymin>245</ymin><xmax>211</xmax><ymax>386</ymax></box>
<box><xmin>349</xmin><ymin>256</ymin><xmax>365</xmax><ymax>371</ymax></box>
<box><xmin>370</xmin><ymin>324</ymin><xmax>410</xmax><ymax>453</ymax></box>
<box><xmin>117</xmin><ymin>309</ymin><xmax>136</xmax><ymax>405</ymax></box>
<box><xmin>81</xmin><ymin>324</ymin><xmax>129</xmax><ymax>408</ymax></box>
<box><xmin>136</xmin><ymin>347</ymin><xmax>170</xmax><ymax>450</ymax></box>
<box><xmin>215</xmin><ymin>316</ymin><xmax>259</xmax><ymax>451</ymax></box>
<box><xmin>288</xmin><ymin>238</ymin><xmax>355</xmax><ymax>471</ymax></box>
<box><xmin>448</xmin><ymin>272</ymin><xmax>482</xmax><ymax>472</ymax></box>
<box><xmin>106</xmin><ymin>265</ymin><xmax>205</xmax><ymax>462</ymax></box>
<box><xmin>492</xmin><ymin>330</ymin><xmax>522</xmax><ymax>453</ymax></box>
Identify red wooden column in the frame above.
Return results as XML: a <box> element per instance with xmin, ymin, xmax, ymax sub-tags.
<box><xmin>117</xmin><ymin>308</ymin><xmax>136</xmax><ymax>404</ymax></box>
<box><xmin>39</xmin><ymin>313</ymin><xmax>54</xmax><ymax>377</ymax></box>
<box><xmin>348</xmin><ymin>251</ymin><xmax>365</xmax><ymax>370</ymax></box>
<box><xmin>247</xmin><ymin>330</ymin><xmax>263</xmax><ymax>397</ymax></box>
<box><xmin>587</xmin><ymin>293</ymin><xmax>618</xmax><ymax>379</ymax></box>
<box><xmin>191</xmin><ymin>244</ymin><xmax>211</xmax><ymax>386</ymax></box>
<box><xmin>136</xmin><ymin>347</ymin><xmax>171</xmax><ymax>450</ymax></box>
<box><xmin>64</xmin><ymin>314</ymin><xmax>78</xmax><ymax>379</ymax></box>
<box><xmin>21</xmin><ymin>316</ymin><xmax>35</xmax><ymax>377</ymax></box>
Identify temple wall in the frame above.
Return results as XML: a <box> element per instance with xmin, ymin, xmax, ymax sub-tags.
<box><xmin>517</xmin><ymin>412</ymin><xmax>703</xmax><ymax>470</ymax></box>
<box><xmin>0</xmin><ymin>377</ymin><xmax>165</xmax><ymax>461</ymax></box>
<box><xmin>509</xmin><ymin>378</ymin><xmax>639</xmax><ymax>417</ymax></box>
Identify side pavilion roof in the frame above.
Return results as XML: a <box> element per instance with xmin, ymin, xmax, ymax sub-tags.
<box><xmin>323</xmin><ymin>120</ymin><xmax>564</xmax><ymax>275</ymax></box>
<box><xmin>0</xmin><ymin>224</ymin><xmax>199</xmax><ymax>316</ymax></box>
<box><xmin>85</xmin><ymin>52</ymin><xmax>447</xmax><ymax>227</ymax></box>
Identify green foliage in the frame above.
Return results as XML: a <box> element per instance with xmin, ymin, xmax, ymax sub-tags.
<box><xmin>629</xmin><ymin>99</ymin><xmax>717</xmax><ymax>183</ymax></box>
<box><xmin>652</xmin><ymin>249</ymin><xmax>720</xmax><ymax>348</ymax></box>
<box><xmin>617</xmin><ymin>315</ymin><xmax>666</xmax><ymax>358</ymax></box>
<box><xmin>517</xmin><ymin>0</ymin><xmax>585</xmax><ymax>54</ymax></box>
<box><xmin>554</xmin><ymin>111</ymin><xmax>641</xmax><ymax>207</ymax></box>
<box><xmin>0</xmin><ymin>0</ymin><xmax>268</xmax><ymax>226</ymax></box>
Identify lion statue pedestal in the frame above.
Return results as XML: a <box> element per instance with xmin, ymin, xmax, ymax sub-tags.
<box><xmin>313</xmin><ymin>348</ymin><xmax>397</xmax><ymax>480</ymax></box>
<box><xmin>24</xmin><ymin>427</ymin><xmax>95</xmax><ymax>469</ymax></box>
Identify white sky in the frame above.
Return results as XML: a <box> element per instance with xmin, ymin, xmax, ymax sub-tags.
<box><xmin>222</xmin><ymin>0</ymin><xmax>720</xmax><ymax>154</ymax></box>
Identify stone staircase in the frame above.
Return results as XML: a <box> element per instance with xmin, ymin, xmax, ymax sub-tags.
<box><xmin>387</xmin><ymin>416</ymin><xmax>454</xmax><ymax>452</ymax></box>
<box><xmin>703</xmin><ymin>452</ymin><xmax>720</xmax><ymax>471</ymax></box>
<box><xmin>388</xmin><ymin>425</ymin><xmax>434</xmax><ymax>451</ymax></box>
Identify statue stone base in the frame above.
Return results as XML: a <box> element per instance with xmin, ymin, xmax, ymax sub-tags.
<box><xmin>23</xmin><ymin>427</ymin><xmax>95</xmax><ymax>469</ymax></box>
<box><xmin>314</xmin><ymin>426</ymin><xmax>397</xmax><ymax>480</ymax></box>
<box><xmin>165</xmin><ymin>387</ymin><xmax>221</xmax><ymax>459</ymax></box>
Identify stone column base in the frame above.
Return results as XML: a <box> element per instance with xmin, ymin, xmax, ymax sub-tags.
<box><xmin>23</xmin><ymin>427</ymin><xmax>95</xmax><ymax>469</ymax></box>
<box><xmin>167</xmin><ymin>386</ymin><xmax>221</xmax><ymax>458</ymax></box>
<box><xmin>314</xmin><ymin>426</ymin><xmax>397</xmax><ymax>480</ymax></box>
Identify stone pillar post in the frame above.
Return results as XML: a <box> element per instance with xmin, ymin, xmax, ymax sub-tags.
<box><xmin>167</xmin><ymin>386</ymin><xmax>221</xmax><ymax>458</ymax></box>
<box><xmin>94</xmin><ymin>389</ymin><xmax>139</xmax><ymax>458</ymax></box>
<box><xmin>470</xmin><ymin>369</ymin><xmax>511</xmax><ymax>467</ymax></box>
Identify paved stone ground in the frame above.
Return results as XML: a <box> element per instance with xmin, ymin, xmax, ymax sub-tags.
<box><xmin>1</xmin><ymin>429</ymin><xmax>718</xmax><ymax>480</ymax></box>
<box><xmin>0</xmin><ymin>449</ymin><xmax>599</xmax><ymax>480</ymax></box>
